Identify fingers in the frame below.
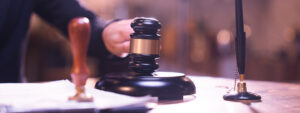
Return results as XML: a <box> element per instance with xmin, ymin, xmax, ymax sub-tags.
<box><xmin>115</xmin><ymin>41</ymin><xmax>130</xmax><ymax>58</ymax></box>
<box><xmin>122</xmin><ymin>41</ymin><xmax>130</xmax><ymax>53</ymax></box>
<box><xmin>102</xmin><ymin>19</ymin><xmax>134</xmax><ymax>57</ymax></box>
<box><xmin>120</xmin><ymin>20</ymin><xmax>134</xmax><ymax>41</ymax></box>
<box><xmin>121</xmin><ymin>31</ymin><xmax>131</xmax><ymax>42</ymax></box>
<box><xmin>123</xmin><ymin>29</ymin><xmax>133</xmax><ymax>41</ymax></box>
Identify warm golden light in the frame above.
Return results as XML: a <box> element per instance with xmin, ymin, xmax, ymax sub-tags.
<box><xmin>244</xmin><ymin>24</ymin><xmax>252</xmax><ymax>38</ymax></box>
<box><xmin>217</xmin><ymin>29</ymin><xmax>232</xmax><ymax>46</ymax></box>
<box><xmin>283</xmin><ymin>27</ymin><xmax>296</xmax><ymax>42</ymax></box>
<box><xmin>119</xmin><ymin>86</ymin><xmax>133</xmax><ymax>92</ymax></box>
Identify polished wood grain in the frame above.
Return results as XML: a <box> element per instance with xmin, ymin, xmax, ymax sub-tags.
<box><xmin>68</xmin><ymin>17</ymin><xmax>91</xmax><ymax>88</ymax></box>
<box><xmin>87</xmin><ymin>76</ymin><xmax>300</xmax><ymax>113</ymax></box>
<box><xmin>152</xmin><ymin>76</ymin><xmax>300</xmax><ymax>113</ymax></box>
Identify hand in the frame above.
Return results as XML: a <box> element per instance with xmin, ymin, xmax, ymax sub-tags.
<box><xmin>102</xmin><ymin>19</ymin><xmax>134</xmax><ymax>58</ymax></box>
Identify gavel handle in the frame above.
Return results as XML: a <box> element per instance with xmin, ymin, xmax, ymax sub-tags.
<box><xmin>68</xmin><ymin>17</ymin><xmax>91</xmax><ymax>88</ymax></box>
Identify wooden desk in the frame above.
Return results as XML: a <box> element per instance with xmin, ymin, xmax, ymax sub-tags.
<box><xmin>87</xmin><ymin>76</ymin><xmax>300</xmax><ymax>113</ymax></box>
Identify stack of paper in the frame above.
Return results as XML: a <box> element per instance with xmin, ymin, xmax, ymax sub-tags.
<box><xmin>0</xmin><ymin>80</ymin><xmax>152</xmax><ymax>113</ymax></box>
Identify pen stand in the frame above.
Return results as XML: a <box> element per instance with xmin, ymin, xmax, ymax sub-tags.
<box><xmin>95</xmin><ymin>17</ymin><xmax>196</xmax><ymax>101</ymax></box>
<box><xmin>223</xmin><ymin>0</ymin><xmax>261</xmax><ymax>101</ymax></box>
<box><xmin>223</xmin><ymin>81</ymin><xmax>261</xmax><ymax>101</ymax></box>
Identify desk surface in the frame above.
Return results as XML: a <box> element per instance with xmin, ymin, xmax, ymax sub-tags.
<box><xmin>87</xmin><ymin>76</ymin><xmax>300</xmax><ymax>113</ymax></box>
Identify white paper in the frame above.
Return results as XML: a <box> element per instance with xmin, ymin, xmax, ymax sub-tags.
<box><xmin>0</xmin><ymin>80</ymin><xmax>152</xmax><ymax>112</ymax></box>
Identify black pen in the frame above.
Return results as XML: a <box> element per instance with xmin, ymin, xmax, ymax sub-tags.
<box><xmin>235</xmin><ymin>0</ymin><xmax>246</xmax><ymax>81</ymax></box>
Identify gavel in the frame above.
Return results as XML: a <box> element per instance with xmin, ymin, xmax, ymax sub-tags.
<box><xmin>68</xmin><ymin>17</ymin><xmax>93</xmax><ymax>102</ymax></box>
<box><xmin>95</xmin><ymin>17</ymin><xmax>196</xmax><ymax>100</ymax></box>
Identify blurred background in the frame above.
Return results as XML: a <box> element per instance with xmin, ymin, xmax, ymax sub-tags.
<box><xmin>25</xmin><ymin>0</ymin><xmax>300</xmax><ymax>82</ymax></box>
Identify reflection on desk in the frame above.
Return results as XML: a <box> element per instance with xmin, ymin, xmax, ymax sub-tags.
<box><xmin>2</xmin><ymin>76</ymin><xmax>297</xmax><ymax>113</ymax></box>
<box><xmin>142</xmin><ymin>76</ymin><xmax>300</xmax><ymax>113</ymax></box>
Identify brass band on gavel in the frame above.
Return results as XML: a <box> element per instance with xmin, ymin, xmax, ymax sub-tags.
<box><xmin>130</xmin><ymin>38</ymin><xmax>160</xmax><ymax>55</ymax></box>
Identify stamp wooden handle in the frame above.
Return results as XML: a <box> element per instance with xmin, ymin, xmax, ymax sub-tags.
<box><xmin>68</xmin><ymin>17</ymin><xmax>91</xmax><ymax>88</ymax></box>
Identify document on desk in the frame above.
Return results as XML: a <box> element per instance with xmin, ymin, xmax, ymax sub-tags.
<box><xmin>0</xmin><ymin>80</ymin><xmax>152</xmax><ymax>113</ymax></box>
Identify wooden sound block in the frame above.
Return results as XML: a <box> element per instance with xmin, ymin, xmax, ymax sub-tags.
<box><xmin>95</xmin><ymin>72</ymin><xmax>196</xmax><ymax>101</ymax></box>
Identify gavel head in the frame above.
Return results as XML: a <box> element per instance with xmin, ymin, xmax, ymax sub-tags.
<box><xmin>129</xmin><ymin>17</ymin><xmax>161</xmax><ymax>76</ymax></box>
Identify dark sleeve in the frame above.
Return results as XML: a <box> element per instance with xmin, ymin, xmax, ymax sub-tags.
<box><xmin>33</xmin><ymin>0</ymin><xmax>110</xmax><ymax>58</ymax></box>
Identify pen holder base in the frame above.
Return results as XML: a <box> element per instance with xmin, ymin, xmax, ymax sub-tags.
<box><xmin>223</xmin><ymin>91</ymin><xmax>261</xmax><ymax>101</ymax></box>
